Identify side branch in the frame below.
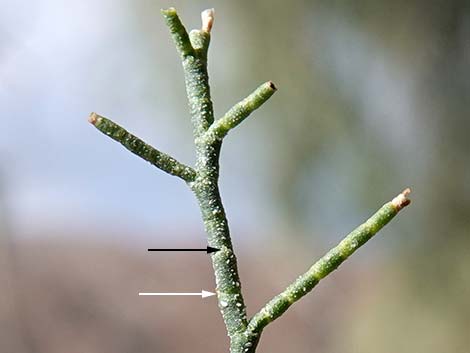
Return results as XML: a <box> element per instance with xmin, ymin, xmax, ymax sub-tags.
<box><xmin>204</xmin><ymin>81</ymin><xmax>277</xmax><ymax>142</ymax></box>
<box><xmin>89</xmin><ymin>113</ymin><xmax>196</xmax><ymax>182</ymax></box>
<box><xmin>247</xmin><ymin>188</ymin><xmax>411</xmax><ymax>335</ymax></box>
<box><xmin>161</xmin><ymin>8</ymin><xmax>195</xmax><ymax>58</ymax></box>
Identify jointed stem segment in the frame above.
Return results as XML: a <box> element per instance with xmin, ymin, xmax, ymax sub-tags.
<box><xmin>161</xmin><ymin>8</ymin><xmax>194</xmax><ymax>58</ymax></box>
<box><xmin>247</xmin><ymin>189</ymin><xmax>411</xmax><ymax>335</ymax></box>
<box><xmin>204</xmin><ymin>81</ymin><xmax>277</xmax><ymax>142</ymax></box>
<box><xmin>160</xmin><ymin>7</ymin><xmax>250</xmax><ymax>345</ymax></box>
<box><xmin>89</xmin><ymin>113</ymin><xmax>196</xmax><ymax>182</ymax></box>
<box><xmin>88</xmin><ymin>8</ymin><xmax>411</xmax><ymax>353</ymax></box>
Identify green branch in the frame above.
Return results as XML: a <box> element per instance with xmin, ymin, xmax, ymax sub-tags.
<box><xmin>88</xmin><ymin>7</ymin><xmax>411</xmax><ymax>353</ymax></box>
<box><xmin>161</xmin><ymin>7</ymin><xmax>253</xmax><ymax>349</ymax></box>
<box><xmin>161</xmin><ymin>8</ymin><xmax>194</xmax><ymax>58</ymax></box>
<box><xmin>247</xmin><ymin>189</ymin><xmax>411</xmax><ymax>336</ymax></box>
<box><xmin>204</xmin><ymin>82</ymin><xmax>277</xmax><ymax>143</ymax></box>
<box><xmin>89</xmin><ymin>113</ymin><xmax>196</xmax><ymax>182</ymax></box>
<box><xmin>162</xmin><ymin>8</ymin><xmax>215</xmax><ymax>139</ymax></box>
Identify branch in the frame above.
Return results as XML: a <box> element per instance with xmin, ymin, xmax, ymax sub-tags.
<box><xmin>161</xmin><ymin>8</ymin><xmax>251</xmax><ymax>347</ymax></box>
<box><xmin>161</xmin><ymin>8</ymin><xmax>194</xmax><ymax>58</ymax></box>
<box><xmin>89</xmin><ymin>113</ymin><xmax>196</xmax><ymax>182</ymax></box>
<box><xmin>204</xmin><ymin>81</ymin><xmax>277</xmax><ymax>142</ymax></box>
<box><xmin>247</xmin><ymin>188</ymin><xmax>411</xmax><ymax>335</ymax></box>
<box><xmin>162</xmin><ymin>7</ymin><xmax>214</xmax><ymax>138</ymax></box>
<box><xmin>88</xmin><ymin>7</ymin><xmax>412</xmax><ymax>353</ymax></box>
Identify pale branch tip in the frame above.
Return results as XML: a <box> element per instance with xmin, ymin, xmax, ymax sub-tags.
<box><xmin>88</xmin><ymin>111</ymin><xmax>99</xmax><ymax>125</ymax></box>
<box><xmin>392</xmin><ymin>187</ymin><xmax>412</xmax><ymax>210</ymax></box>
<box><xmin>246</xmin><ymin>188</ymin><xmax>412</xmax><ymax>336</ymax></box>
<box><xmin>201</xmin><ymin>8</ymin><xmax>215</xmax><ymax>32</ymax></box>
<box><xmin>88</xmin><ymin>112</ymin><xmax>196</xmax><ymax>182</ymax></box>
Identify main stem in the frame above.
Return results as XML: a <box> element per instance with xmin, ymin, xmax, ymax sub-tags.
<box><xmin>191</xmin><ymin>142</ymin><xmax>252</xmax><ymax>352</ymax></box>
<box><xmin>161</xmin><ymin>8</ymin><xmax>251</xmax><ymax>352</ymax></box>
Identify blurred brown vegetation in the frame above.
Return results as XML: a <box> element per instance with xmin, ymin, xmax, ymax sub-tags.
<box><xmin>0</xmin><ymin>234</ymin><xmax>400</xmax><ymax>353</ymax></box>
<box><xmin>2</xmin><ymin>232</ymin><xmax>468</xmax><ymax>353</ymax></box>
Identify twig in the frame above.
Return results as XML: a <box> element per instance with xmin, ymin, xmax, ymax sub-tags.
<box><xmin>162</xmin><ymin>7</ymin><xmax>214</xmax><ymax>138</ymax></box>
<box><xmin>204</xmin><ymin>82</ymin><xmax>277</xmax><ymax>142</ymax></box>
<box><xmin>89</xmin><ymin>113</ymin><xmax>196</xmax><ymax>182</ymax></box>
<box><xmin>247</xmin><ymin>189</ymin><xmax>411</xmax><ymax>336</ymax></box>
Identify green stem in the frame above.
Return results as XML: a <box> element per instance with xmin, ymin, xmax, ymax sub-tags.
<box><xmin>162</xmin><ymin>8</ymin><xmax>214</xmax><ymax>139</ymax></box>
<box><xmin>89</xmin><ymin>113</ymin><xmax>196</xmax><ymax>182</ymax></box>
<box><xmin>161</xmin><ymin>8</ymin><xmax>261</xmax><ymax>352</ymax></box>
<box><xmin>247</xmin><ymin>189</ymin><xmax>411</xmax><ymax>337</ymax></box>
<box><xmin>191</xmin><ymin>140</ymin><xmax>249</xmax><ymax>339</ymax></box>
<box><xmin>161</xmin><ymin>8</ymin><xmax>194</xmax><ymax>58</ymax></box>
<box><xmin>204</xmin><ymin>82</ymin><xmax>277</xmax><ymax>143</ymax></box>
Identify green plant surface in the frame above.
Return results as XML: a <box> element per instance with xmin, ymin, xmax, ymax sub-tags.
<box><xmin>89</xmin><ymin>7</ymin><xmax>411</xmax><ymax>353</ymax></box>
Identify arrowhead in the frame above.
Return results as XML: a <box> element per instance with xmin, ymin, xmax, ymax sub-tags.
<box><xmin>201</xmin><ymin>290</ymin><xmax>216</xmax><ymax>298</ymax></box>
<box><xmin>206</xmin><ymin>246</ymin><xmax>220</xmax><ymax>254</ymax></box>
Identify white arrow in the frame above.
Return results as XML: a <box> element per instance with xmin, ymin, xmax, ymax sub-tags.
<box><xmin>139</xmin><ymin>290</ymin><xmax>216</xmax><ymax>298</ymax></box>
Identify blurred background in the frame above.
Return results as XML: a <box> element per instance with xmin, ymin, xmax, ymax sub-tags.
<box><xmin>1</xmin><ymin>0</ymin><xmax>469</xmax><ymax>352</ymax></box>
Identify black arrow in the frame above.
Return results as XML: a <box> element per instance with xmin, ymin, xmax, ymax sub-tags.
<box><xmin>147</xmin><ymin>246</ymin><xmax>220</xmax><ymax>254</ymax></box>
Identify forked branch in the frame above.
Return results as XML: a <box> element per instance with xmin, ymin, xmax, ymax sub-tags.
<box><xmin>160</xmin><ymin>8</ymin><xmax>194</xmax><ymax>58</ymax></box>
<box><xmin>88</xmin><ymin>8</ymin><xmax>411</xmax><ymax>353</ymax></box>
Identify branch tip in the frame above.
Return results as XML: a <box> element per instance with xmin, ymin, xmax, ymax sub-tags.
<box><xmin>88</xmin><ymin>112</ymin><xmax>99</xmax><ymax>125</ymax></box>
<box><xmin>268</xmin><ymin>81</ymin><xmax>277</xmax><ymax>91</ymax></box>
<box><xmin>201</xmin><ymin>8</ymin><xmax>214</xmax><ymax>32</ymax></box>
<box><xmin>392</xmin><ymin>188</ymin><xmax>412</xmax><ymax>210</ymax></box>
<box><xmin>161</xmin><ymin>7</ymin><xmax>176</xmax><ymax>16</ymax></box>
<box><xmin>248</xmin><ymin>188</ymin><xmax>411</xmax><ymax>334</ymax></box>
